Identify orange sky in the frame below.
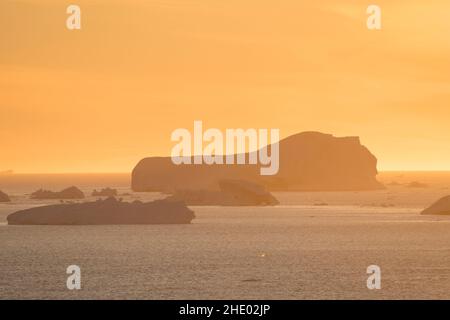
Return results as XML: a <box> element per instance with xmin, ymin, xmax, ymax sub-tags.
<box><xmin>1</xmin><ymin>0</ymin><xmax>450</xmax><ymax>173</ymax></box>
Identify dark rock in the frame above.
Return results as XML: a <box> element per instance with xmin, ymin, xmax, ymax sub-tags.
<box><xmin>92</xmin><ymin>188</ymin><xmax>118</xmax><ymax>197</ymax></box>
<box><xmin>132</xmin><ymin>132</ymin><xmax>384</xmax><ymax>192</ymax></box>
<box><xmin>421</xmin><ymin>196</ymin><xmax>450</xmax><ymax>215</ymax></box>
<box><xmin>31</xmin><ymin>186</ymin><xmax>85</xmax><ymax>200</ymax></box>
<box><xmin>7</xmin><ymin>197</ymin><xmax>195</xmax><ymax>225</ymax></box>
<box><xmin>0</xmin><ymin>190</ymin><xmax>10</xmax><ymax>202</ymax></box>
<box><xmin>166</xmin><ymin>179</ymin><xmax>279</xmax><ymax>206</ymax></box>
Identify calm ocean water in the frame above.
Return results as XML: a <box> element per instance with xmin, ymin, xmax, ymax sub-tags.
<box><xmin>1</xmin><ymin>173</ymin><xmax>450</xmax><ymax>299</ymax></box>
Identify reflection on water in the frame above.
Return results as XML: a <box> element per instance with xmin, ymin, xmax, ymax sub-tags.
<box><xmin>1</xmin><ymin>172</ymin><xmax>450</xmax><ymax>299</ymax></box>
<box><xmin>2</xmin><ymin>206</ymin><xmax>450</xmax><ymax>299</ymax></box>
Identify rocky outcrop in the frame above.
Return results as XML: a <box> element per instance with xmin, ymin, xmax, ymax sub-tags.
<box><xmin>7</xmin><ymin>197</ymin><xmax>195</xmax><ymax>225</ymax></box>
<box><xmin>92</xmin><ymin>188</ymin><xmax>118</xmax><ymax>197</ymax></box>
<box><xmin>166</xmin><ymin>180</ymin><xmax>279</xmax><ymax>206</ymax></box>
<box><xmin>31</xmin><ymin>186</ymin><xmax>85</xmax><ymax>200</ymax></box>
<box><xmin>0</xmin><ymin>190</ymin><xmax>10</xmax><ymax>202</ymax></box>
<box><xmin>132</xmin><ymin>132</ymin><xmax>384</xmax><ymax>192</ymax></box>
<box><xmin>421</xmin><ymin>196</ymin><xmax>450</xmax><ymax>215</ymax></box>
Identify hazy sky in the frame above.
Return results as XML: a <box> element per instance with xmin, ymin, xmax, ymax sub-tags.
<box><xmin>1</xmin><ymin>0</ymin><xmax>450</xmax><ymax>173</ymax></box>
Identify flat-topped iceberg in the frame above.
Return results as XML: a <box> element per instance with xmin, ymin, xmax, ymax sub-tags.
<box><xmin>7</xmin><ymin>197</ymin><xmax>195</xmax><ymax>225</ymax></box>
<box><xmin>166</xmin><ymin>179</ymin><xmax>279</xmax><ymax>206</ymax></box>
<box><xmin>132</xmin><ymin>132</ymin><xmax>384</xmax><ymax>192</ymax></box>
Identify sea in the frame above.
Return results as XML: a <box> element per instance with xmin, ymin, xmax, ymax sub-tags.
<box><xmin>1</xmin><ymin>172</ymin><xmax>450</xmax><ymax>299</ymax></box>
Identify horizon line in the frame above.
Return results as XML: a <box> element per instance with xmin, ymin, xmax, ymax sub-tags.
<box><xmin>3</xmin><ymin>170</ymin><xmax>450</xmax><ymax>175</ymax></box>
